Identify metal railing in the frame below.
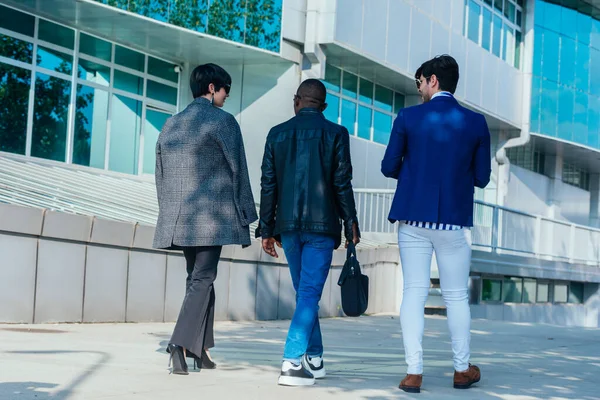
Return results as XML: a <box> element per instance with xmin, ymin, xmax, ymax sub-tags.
<box><xmin>354</xmin><ymin>188</ymin><xmax>600</xmax><ymax>266</ymax></box>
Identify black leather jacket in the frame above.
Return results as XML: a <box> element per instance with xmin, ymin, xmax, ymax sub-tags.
<box><xmin>256</xmin><ymin>108</ymin><xmax>359</xmax><ymax>249</ymax></box>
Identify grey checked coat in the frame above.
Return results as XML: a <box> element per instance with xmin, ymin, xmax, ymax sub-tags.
<box><xmin>152</xmin><ymin>97</ymin><xmax>258</xmax><ymax>249</ymax></box>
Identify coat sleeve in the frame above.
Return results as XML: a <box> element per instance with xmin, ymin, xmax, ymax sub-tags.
<box><xmin>474</xmin><ymin>115</ymin><xmax>492</xmax><ymax>189</ymax></box>
<box><xmin>212</xmin><ymin>115</ymin><xmax>258</xmax><ymax>227</ymax></box>
<box><xmin>381</xmin><ymin>110</ymin><xmax>407</xmax><ymax>179</ymax></box>
<box><xmin>256</xmin><ymin>131</ymin><xmax>277</xmax><ymax>238</ymax></box>
<box><xmin>333</xmin><ymin>127</ymin><xmax>360</xmax><ymax>242</ymax></box>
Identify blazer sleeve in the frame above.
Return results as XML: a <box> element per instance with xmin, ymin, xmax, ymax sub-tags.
<box><xmin>213</xmin><ymin>115</ymin><xmax>258</xmax><ymax>227</ymax></box>
<box><xmin>474</xmin><ymin>115</ymin><xmax>492</xmax><ymax>189</ymax></box>
<box><xmin>257</xmin><ymin>131</ymin><xmax>277</xmax><ymax>238</ymax></box>
<box><xmin>381</xmin><ymin>110</ymin><xmax>407</xmax><ymax>179</ymax></box>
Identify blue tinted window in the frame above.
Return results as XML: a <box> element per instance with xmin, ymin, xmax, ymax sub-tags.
<box><xmin>577</xmin><ymin>13</ymin><xmax>591</xmax><ymax>45</ymax></box>
<box><xmin>590</xmin><ymin>49</ymin><xmax>600</xmax><ymax>95</ymax></box>
<box><xmin>542</xmin><ymin>30</ymin><xmax>560</xmax><ymax>82</ymax></box>
<box><xmin>342</xmin><ymin>72</ymin><xmax>358</xmax><ymax>99</ymax></box>
<box><xmin>591</xmin><ymin>18</ymin><xmax>600</xmax><ymax>50</ymax></box>
<box><xmin>357</xmin><ymin>106</ymin><xmax>371</xmax><ymax>140</ymax></box>
<box><xmin>530</xmin><ymin>76</ymin><xmax>542</xmax><ymax>133</ymax></box>
<box><xmin>492</xmin><ymin>15</ymin><xmax>502</xmax><ymax>57</ymax></box>
<box><xmin>324</xmin><ymin>65</ymin><xmax>341</xmax><ymax>92</ymax></box>
<box><xmin>482</xmin><ymin>8</ymin><xmax>492</xmax><ymax>51</ymax></box>
<box><xmin>373</xmin><ymin>112</ymin><xmax>392</xmax><ymax>145</ymax></box>
<box><xmin>533</xmin><ymin>30</ymin><xmax>543</xmax><ymax>77</ymax></box>
<box><xmin>588</xmin><ymin>95</ymin><xmax>600</xmax><ymax>148</ymax></box>
<box><xmin>576</xmin><ymin>45</ymin><xmax>590</xmax><ymax>92</ymax></box>
<box><xmin>560</xmin><ymin>7</ymin><xmax>577</xmax><ymax>39</ymax></box>
<box><xmin>323</xmin><ymin>94</ymin><xmax>339</xmax><ymax>124</ymax></box>
<box><xmin>557</xmin><ymin>88</ymin><xmax>574</xmax><ymax>141</ymax></box>
<box><xmin>559</xmin><ymin>37</ymin><xmax>576</xmax><ymax>86</ymax></box>
<box><xmin>573</xmin><ymin>92</ymin><xmax>588</xmax><ymax>145</ymax></box>
<box><xmin>540</xmin><ymin>79</ymin><xmax>558</xmax><ymax>137</ymax></box>
<box><xmin>468</xmin><ymin>1</ymin><xmax>481</xmax><ymax>43</ymax></box>
<box><xmin>341</xmin><ymin>99</ymin><xmax>356</xmax><ymax>135</ymax></box>
<box><xmin>543</xmin><ymin>1</ymin><xmax>561</xmax><ymax>32</ymax></box>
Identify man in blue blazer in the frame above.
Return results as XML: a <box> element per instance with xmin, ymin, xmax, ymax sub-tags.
<box><xmin>381</xmin><ymin>55</ymin><xmax>491</xmax><ymax>393</ymax></box>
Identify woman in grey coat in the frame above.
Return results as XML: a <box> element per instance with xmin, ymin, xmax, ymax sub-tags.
<box><xmin>153</xmin><ymin>63</ymin><xmax>258</xmax><ymax>375</ymax></box>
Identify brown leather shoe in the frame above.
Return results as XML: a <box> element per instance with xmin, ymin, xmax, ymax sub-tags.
<box><xmin>399</xmin><ymin>374</ymin><xmax>422</xmax><ymax>393</ymax></box>
<box><xmin>453</xmin><ymin>364</ymin><xmax>481</xmax><ymax>389</ymax></box>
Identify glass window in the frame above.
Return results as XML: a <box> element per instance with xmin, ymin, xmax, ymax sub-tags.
<box><xmin>375</xmin><ymin>85</ymin><xmax>393</xmax><ymax>112</ymax></box>
<box><xmin>79</xmin><ymin>33</ymin><xmax>112</xmax><ymax>62</ymax></box>
<box><xmin>540</xmin><ymin>80</ymin><xmax>558</xmax><ymax>137</ymax></box>
<box><xmin>73</xmin><ymin>84</ymin><xmax>109</xmax><ymax>169</ymax></box>
<box><xmin>147</xmin><ymin>80</ymin><xmax>177</xmax><ymax>106</ymax></box>
<box><xmin>482</xmin><ymin>8</ymin><xmax>492</xmax><ymax>51</ymax></box>
<box><xmin>559</xmin><ymin>37</ymin><xmax>576</xmax><ymax>86</ymax></box>
<box><xmin>576</xmin><ymin>45</ymin><xmax>590</xmax><ymax>92</ymax></box>
<box><xmin>494</xmin><ymin>0</ymin><xmax>503</xmax><ymax>12</ymax></box>
<box><xmin>359</xmin><ymin>78</ymin><xmax>373</xmax><ymax>104</ymax></box>
<box><xmin>557</xmin><ymin>88</ymin><xmax>574</xmax><ymax>142</ymax></box>
<box><xmin>373</xmin><ymin>111</ymin><xmax>392</xmax><ymax>144</ymax></box>
<box><xmin>577</xmin><ymin>12</ymin><xmax>592</xmax><ymax>46</ymax></box>
<box><xmin>357</xmin><ymin>105</ymin><xmax>372</xmax><ymax>140</ymax></box>
<box><xmin>484</xmin><ymin>0</ymin><xmax>492</xmax><ymax>5</ymax></box>
<box><xmin>514</xmin><ymin>31</ymin><xmax>521</xmax><ymax>69</ymax></box>
<box><xmin>568</xmin><ymin>282</ymin><xmax>584</xmax><ymax>304</ymax></box>
<box><xmin>537</xmin><ymin>281</ymin><xmax>549</xmax><ymax>302</ymax></box>
<box><xmin>0</xmin><ymin>5</ymin><xmax>35</xmax><ymax>37</ymax></box>
<box><xmin>38</xmin><ymin>19</ymin><xmax>75</xmax><ymax>49</ymax></box>
<box><xmin>115</xmin><ymin>45</ymin><xmax>145</xmax><ymax>72</ymax></box>
<box><xmin>0</xmin><ymin>62</ymin><xmax>30</xmax><ymax>155</ymax></box>
<box><xmin>588</xmin><ymin>95</ymin><xmax>600</xmax><ymax>149</ymax></box>
<box><xmin>109</xmin><ymin>94</ymin><xmax>142</xmax><ymax>174</ymax></box>
<box><xmin>504</xmin><ymin>0</ymin><xmax>515</xmax><ymax>22</ymax></box>
<box><xmin>522</xmin><ymin>279</ymin><xmax>536</xmax><ymax>303</ymax></box>
<box><xmin>323</xmin><ymin>65</ymin><xmax>341</xmax><ymax>92</ymax></box>
<box><xmin>542</xmin><ymin>30</ymin><xmax>560</xmax><ymax>83</ymax></box>
<box><xmin>516</xmin><ymin>9</ymin><xmax>522</xmax><ymax>27</ymax></box>
<box><xmin>148</xmin><ymin>57</ymin><xmax>178</xmax><ymax>83</ymax></box>
<box><xmin>590</xmin><ymin>49</ymin><xmax>600</xmax><ymax>96</ymax></box>
<box><xmin>503</xmin><ymin>25</ymin><xmax>514</xmax><ymax>64</ymax></box>
<box><xmin>554</xmin><ymin>282</ymin><xmax>568</xmax><ymax>303</ymax></box>
<box><xmin>492</xmin><ymin>15</ymin><xmax>502</xmax><ymax>57</ymax></box>
<box><xmin>573</xmin><ymin>92</ymin><xmax>588</xmax><ymax>145</ymax></box>
<box><xmin>37</xmin><ymin>46</ymin><xmax>73</xmax><ymax>75</ymax></box>
<box><xmin>31</xmin><ymin>72</ymin><xmax>71</xmax><ymax>162</ymax></box>
<box><xmin>482</xmin><ymin>278</ymin><xmax>502</xmax><ymax>301</ymax></box>
<box><xmin>0</xmin><ymin>34</ymin><xmax>33</xmax><ymax>64</ymax></box>
<box><xmin>467</xmin><ymin>0</ymin><xmax>481</xmax><ymax>43</ymax></box>
<box><xmin>502</xmin><ymin>277</ymin><xmax>523</xmax><ymax>302</ymax></box>
<box><xmin>341</xmin><ymin>99</ymin><xmax>356</xmax><ymax>134</ymax></box>
<box><xmin>342</xmin><ymin>71</ymin><xmax>358</xmax><ymax>99</ymax></box>
<box><xmin>323</xmin><ymin>94</ymin><xmax>339</xmax><ymax>123</ymax></box>
<box><xmin>143</xmin><ymin>109</ymin><xmax>171</xmax><ymax>174</ymax></box>
<box><xmin>394</xmin><ymin>92</ymin><xmax>405</xmax><ymax>114</ymax></box>
<box><xmin>560</xmin><ymin>7</ymin><xmax>578</xmax><ymax>39</ymax></box>
<box><xmin>114</xmin><ymin>70</ymin><xmax>143</xmax><ymax>95</ymax></box>
<box><xmin>78</xmin><ymin>58</ymin><xmax>110</xmax><ymax>86</ymax></box>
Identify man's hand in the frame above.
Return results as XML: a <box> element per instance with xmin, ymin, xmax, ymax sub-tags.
<box><xmin>345</xmin><ymin>222</ymin><xmax>360</xmax><ymax>248</ymax></box>
<box><xmin>262</xmin><ymin>237</ymin><xmax>282</xmax><ymax>258</ymax></box>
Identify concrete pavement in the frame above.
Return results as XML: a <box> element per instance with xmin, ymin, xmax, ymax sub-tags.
<box><xmin>1</xmin><ymin>315</ymin><xmax>599</xmax><ymax>400</ymax></box>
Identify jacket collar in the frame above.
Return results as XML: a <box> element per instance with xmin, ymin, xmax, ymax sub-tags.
<box><xmin>298</xmin><ymin>107</ymin><xmax>324</xmax><ymax>117</ymax></box>
<box><xmin>193</xmin><ymin>97</ymin><xmax>211</xmax><ymax>106</ymax></box>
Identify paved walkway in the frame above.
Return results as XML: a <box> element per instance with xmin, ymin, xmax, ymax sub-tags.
<box><xmin>0</xmin><ymin>315</ymin><xmax>598</xmax><ymax>400</ymax></box>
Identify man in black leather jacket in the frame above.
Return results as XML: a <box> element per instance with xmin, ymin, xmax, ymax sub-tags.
<box><xmin>257</xmin><ymin>79</ymin><xmax>360</xmax><ymax>386</ymax></box>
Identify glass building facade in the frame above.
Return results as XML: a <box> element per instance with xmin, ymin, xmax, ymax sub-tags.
<box><xmin>0</xmin><ymin>4</ymin><xmax>178</xmax><ymax>176</ymax></box>
<box><xmin>322</xmin><ymin>64</ymin><xmax>405</xmax><ymax>146</ymax></box>
<box><xmin>464</xmin><ymin>0</ymin><xmax>524</xmax><ymax>68</ymax></box>
<box><xmin>92</xmin><ymin>0</ymin><xmax>283</xmax><ymax>53</ymax></box>
<box><xmin>530</xmin><ymin>0</ymin><xmax>600</xmax><ymax>149</ymax></box>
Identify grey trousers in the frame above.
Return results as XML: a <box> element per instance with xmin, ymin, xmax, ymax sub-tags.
<box><xmin>170</xmin><ymin>246</ymin><xmax>222</xmax><ymax>357</ymax></box>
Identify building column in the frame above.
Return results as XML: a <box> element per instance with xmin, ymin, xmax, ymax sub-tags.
<box><xmin>544</xmin><ymin>149</ymin><xmax>563</xmax><ymax>219</ymax></box>
<box><xmin>589</xmin><ymin>174</ymin><xmax>600</xmax><ymax>227</ymax></box>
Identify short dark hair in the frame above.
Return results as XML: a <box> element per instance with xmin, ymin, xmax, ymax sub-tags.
<box><xmin>415</xmin><ymin>55</ymin><xmax>459</xmax><ymax>94</ymax></box>
<box><xmin>296</xmin><ymin>79</ymin><xmax>327</xmax><ymax>106</ymax></box>
<box><xmin>189</xmin><ymin>63</ymin><xmax>232</xmax><ymax>98</ymax></box>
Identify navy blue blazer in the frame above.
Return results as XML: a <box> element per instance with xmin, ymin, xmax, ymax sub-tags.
<box><xmin>381</xmin><ymin>94</ymin><xmax>491</xmax><ymax>227</ymax></box>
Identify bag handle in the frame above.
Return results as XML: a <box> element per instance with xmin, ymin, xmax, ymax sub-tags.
<box><xmin>346</xmin><ymin>241</ymin><xmax>357</xmax><ymax>260</ymax></box>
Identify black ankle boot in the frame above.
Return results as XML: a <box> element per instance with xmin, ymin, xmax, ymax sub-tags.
<box><xmin>187</xmin><ymin>349</ymin><xmax>217</xmax><ymax>370</ymax></box>
<box><xmin>167</xmin><ymin>344</ymin><xmax>189</xmax><ymax>375</ymax></box>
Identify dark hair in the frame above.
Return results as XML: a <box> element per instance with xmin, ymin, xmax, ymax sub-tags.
<box><xmin>189</xmin><ymin>63</ymin><xmax>232</xmax><ymax>98</ymax></box>
<box><xmin>415</xmin><ymin>55</ymin><xmax>459</xmax><ymax>94</ymax></box>
<box><xmin>296</xmin><ymin>78</ymin><xmax>327</xmax><ymax>106</ymax></box>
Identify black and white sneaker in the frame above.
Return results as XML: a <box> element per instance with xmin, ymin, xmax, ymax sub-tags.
<box><xmin>302</xmin><ymin>354</ymin><xmax>326</xmax><ymax>379</ymax></box>
<box><xmin>278</xmin><ymin>361</ymin><xmax>315</xmax><ymax>386</ymax></box>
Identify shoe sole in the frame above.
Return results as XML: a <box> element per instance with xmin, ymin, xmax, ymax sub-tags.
<box><xmin>453</xmin><ymin>377</ymin><xmax>480</xmax><ymax>389</ymax></box>
<box><xmin>278</xmin><ymin>376</ymin><xmax>315</xmax><ymax>386</ymax></box>
<box><xmin>399</xmin><ymin>386</ymin><xmax>421</xmax><ymax>393</ymax></box>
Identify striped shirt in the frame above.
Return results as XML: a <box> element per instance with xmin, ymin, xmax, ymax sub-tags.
<box><xmin>404</xmin><ymin>91</ymin><xmax>463</xmax><ymax>231</ymax></box>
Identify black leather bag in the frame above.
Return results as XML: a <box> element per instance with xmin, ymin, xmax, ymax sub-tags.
<box><xmin>337</xmin><ymin>242</ymin><xmax>369</xmax><ymax>317</ymax></box>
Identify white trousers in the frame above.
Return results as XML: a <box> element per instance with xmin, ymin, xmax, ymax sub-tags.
<box><xmin>398</xmin><ymin>223</ymin><xmax>472</xmax><ymax>374</ymax></box>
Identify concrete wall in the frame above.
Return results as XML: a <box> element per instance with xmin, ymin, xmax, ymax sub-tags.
<box><xmin>506</xmin><ymin>165</ymin><xmax>591</xmax><ymax>225</ymax></box>
<box><xmin>0</xmin><ymin>203</ymin><xmax>400</xmax><ymax>324</ymax></box>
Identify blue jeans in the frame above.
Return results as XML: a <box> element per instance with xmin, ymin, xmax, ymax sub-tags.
<box><xmin>280</xmin><ymin>231</ymin><xmax>335</xmax><ymax>364</ymax></box>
